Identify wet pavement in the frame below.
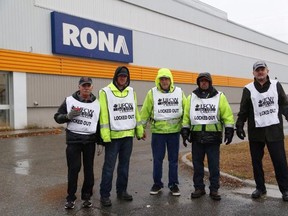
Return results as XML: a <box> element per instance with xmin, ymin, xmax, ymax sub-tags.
<box><xmin>1</xmin><ymin>130</ymin><xmax>288</xmax><ymax>216</ymax></box>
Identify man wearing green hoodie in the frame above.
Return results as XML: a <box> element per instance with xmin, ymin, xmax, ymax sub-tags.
<box><xmin>141</xmin><ymin>68</ymin><xmax>186</xmax><ymax>196</ymax></box>
<box><xmin>99</xmin><ymin>66</ymin><xmax>144</xmax><ymax>207</ymax></box>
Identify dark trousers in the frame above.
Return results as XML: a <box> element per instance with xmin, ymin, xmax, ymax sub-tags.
<box><xmin>249</xmin><ymin>140</ymin><xmax>288</xmax><ymax>193</ymax></box>
<box><xmin>151</xmin><ymin>133</ymin><xmax>180</xmax><ymax>188</ymax></box>
<box><xmin>66</xmin><ymin>142</ymin><xmax>96</xmax><ymax>201</ymax></box>
<box><xmin>100</xmin><ymin>137</ymin><xmax>133</xmax><ymax>198</ymax></box>
<box><xmin>192</xmin><ymin>141</ymin><xmax>220</xmax><ymax>192</ymax></box>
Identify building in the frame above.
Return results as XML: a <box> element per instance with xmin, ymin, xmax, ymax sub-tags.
<box><xmin>1</xmin><ymin>0</ymin><xmax>288</xmax><ymax>129</ymax></box>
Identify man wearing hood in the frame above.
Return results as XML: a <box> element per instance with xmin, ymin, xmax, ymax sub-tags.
<box><xmin>181</xmin><ymin>72</ymin><xmax>234</xmax><ymax>201</ymax></box>
<box><xmin>99</xmin><ymin>66</ymin><xmax>144</xmax><ymax>207</ymax></box>
<box><xmin>141</xmin><ymin>68</ymin><xmax>186</xmax><ymax>196</ymax></box>
<box><xmin>54</xmin><ymin>77</ymin><xmax>102</xmax><ymax>209</ymax></box>
<box><xmin>236</xmin><ymin>61</ymin><xmax>288</xmax><ymax>201</ymax></box>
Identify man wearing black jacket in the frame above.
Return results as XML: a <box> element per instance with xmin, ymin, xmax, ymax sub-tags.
<box><xmin>54</xmin><ymin>77</ymin><xmax>102</xmax><ymax>209</ymax></box>
<box><xmin>236</xmin><ymin>61</ymin><xmax>288</xmax><ymax>201</ymax></box>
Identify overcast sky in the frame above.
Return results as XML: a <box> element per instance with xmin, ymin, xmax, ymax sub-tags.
<box><xmin>200</xmin><ymin>0</ymin><xmax>288</xmax><ymax>43</ymax></box>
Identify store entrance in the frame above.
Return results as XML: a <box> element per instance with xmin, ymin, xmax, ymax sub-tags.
<box><xmin>0</xmin><ymin>72</ymin><xmax>11</xmax><ymax>129</ymax></box>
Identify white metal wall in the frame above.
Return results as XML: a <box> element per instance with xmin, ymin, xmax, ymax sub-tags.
<box><xmin>1</xmin><ymin>0</ymin><xmax>287</xmax><ymax>81</ymax></box>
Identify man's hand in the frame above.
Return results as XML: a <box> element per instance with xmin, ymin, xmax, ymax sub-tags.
<box><xmin>236</xmin><ymin>127</ymin><xmax>246</xmax><ymax>140</ymax></box>
<box><xmin>67</xmin><ymin>108</ymin><xmax>81</xmax><ymax>120</ymax></box>
<box><xmin>224</xmin><ymin>127</ymin><xmax>234</xmax><ymax>145</ymax></box>
<box><xmin>180</xmin><ymin>128</ymin><xmax>190</xmax><ymax>147</ymax></box>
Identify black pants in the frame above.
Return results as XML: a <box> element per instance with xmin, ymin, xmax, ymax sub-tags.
<box><xmin>66</xmin><ymin>142</ymin><xmax>96</xmax><ymax>201</ymax></box>
<box><xmin>192</xmin><ymin>141</ymin><xmax>220</xmax><ymax>192</ymax></box>
<box><xmin>249</xmin><ymin>140</ymin><xmax>288</xmax><ymax>193</ymax></box>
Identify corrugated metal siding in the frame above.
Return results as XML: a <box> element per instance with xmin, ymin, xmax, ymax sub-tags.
<box><xmin>0</xmin><ymin>49</ymin><xmax>252</xmax><ymax>89</ymax></box>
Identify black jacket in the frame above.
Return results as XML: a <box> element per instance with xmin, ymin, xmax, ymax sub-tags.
<box><xmin>191</xmin><ymin>86</ymin><xmax>223</xmax><ymax>144</ymax></box>
<box><xmin>236</xmin><ymin>77</ymin><xmax>288</xmax><ymax>142</ymax></box>
<box><xmin>54</xmin><ymin>91</ymin><xmax>102</xmax><ymax>145</ymax></box>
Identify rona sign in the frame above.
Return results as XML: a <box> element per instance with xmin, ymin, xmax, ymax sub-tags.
<box><xmin>51</xmin><ymin>12</ymin><xmax>133</xmax><ymax>62</ymax></box>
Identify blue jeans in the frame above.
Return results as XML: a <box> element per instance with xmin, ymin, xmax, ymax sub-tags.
<box><xmin>151</xmin><ymin>133</ymin><xmax>180</xmax><ymax>187</ymax></box>
<box><xmin>192</xmin><ymin>141</ymin><xmax>220</xmax><ymax>192</ymax></box>
<box><xmin>100</xmin><ymin>137</ymin><xmax>133</xmax><ymax>198</ymax></box>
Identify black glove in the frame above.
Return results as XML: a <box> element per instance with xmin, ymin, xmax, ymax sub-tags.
<box><xmin>236</xmin><ymin>126</ymin><xmax>246</xmax><ymax>140</ymax></box>
<box><xmin>224</xmin><ymin>127</ymin><xmax>234</xmax><ymax>145</ymax></box>
<box><xmin>180</xmin><ymin>128</ymin><xmax>190</xmax><ymax>147</ymax></box>
<box><xmin>102</xmin><ymin>142</ymin><xmax>111</xmax><ymax>146</ymax></box>
<box><xmin>67</xmin><ymin>108</ymin><xmax>81</xmax><ymax>120</ymax></box>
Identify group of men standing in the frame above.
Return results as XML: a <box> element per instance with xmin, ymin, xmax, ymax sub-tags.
<box><xmin>54</xmin><ymin>61</ymin><xmax>288</xmax><ymax>210</ymax></box>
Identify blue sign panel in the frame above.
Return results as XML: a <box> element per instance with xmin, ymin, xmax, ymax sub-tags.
<box><xmin>51</xmin><ymin>12</ymin><xmax>133</xmax><ymax>63</ymax></box>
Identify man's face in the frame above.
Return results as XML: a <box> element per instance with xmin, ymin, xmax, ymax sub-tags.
<box><xmin>116</xmin><ymin>75</ymin><xmax>128</xmax><ymax>89</ymax></box>
<box><xmin>79</xmin><ymin>83</ymin><xmax>93</xmax><ymax>97</ymax></box>
<box><xmin>199</xmin><ymin>78</ymin><xmax>210</xmax><ymax>90</ymax></box>
<box><xmin>159</xmin><ymin>77</ymin><xmax>171</xmax><ymax>91</ymax></box>
<box><xmin>253</xmin><ymin>67</ymin><xmax>269</xmax><ymax>82</ymax></box>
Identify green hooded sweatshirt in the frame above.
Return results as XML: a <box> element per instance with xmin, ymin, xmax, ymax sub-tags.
<box><xmin>140</xmin><ymin>68</ymin><xmax>186</xmax><ymax>134</ymax></box>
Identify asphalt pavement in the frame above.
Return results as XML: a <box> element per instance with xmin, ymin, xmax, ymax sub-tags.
<box><xmin>0</xmin><ymin>130</ymin><xmax>288</xmax><ymax>216</ymax></box>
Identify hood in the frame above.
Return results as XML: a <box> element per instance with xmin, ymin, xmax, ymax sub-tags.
<box><xmin>155</xmin><ymin>68</ymin><xmax>174</xmax><ymax>91</ymax></box>
<box><xmin>113</xmin><ymin>66</ymin><xmax>130</xmax><ymax>90</ymax></box>
<box><xmin>196</xmin><ymin>72</ymin><xmax>212</xmax><ymax>86</ymax></box>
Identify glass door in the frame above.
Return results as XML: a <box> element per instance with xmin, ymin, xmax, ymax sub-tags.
<box><xmin>0</xmin><ymin>72</ymin><xmax>10</xmax><ymax>129</ymax></box>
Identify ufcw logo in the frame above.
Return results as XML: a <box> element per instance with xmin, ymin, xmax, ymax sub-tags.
<box><xmin>195</xmin><ymin>104</ymin><xmax>216</xmax><ymax>113</ymax></box>
<box><xmin>113</xmin><ymin>103</ymin><xmax>134</xmax><ymax>112</ymax></box>
<box><xmin>63</xmin><ymin>23</ymin><xmax>130</xmax><ymax>55</ymax></box>
<box><xmin>158</xmin><ymin>98</ymin><xmax>179</xmax><ymax>106</ymax></box>
<box><xmin>258</xmin><ymin>97</ymin><xmax>275</xmax><ymax>108</ymax></box>
<box><xmin>71</xmin><ymin>106</ymin><xmax>94</xmax><ymax>119</ymax></box>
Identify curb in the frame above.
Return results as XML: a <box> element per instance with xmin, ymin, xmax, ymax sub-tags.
<box><xmin>181</xmin><ymin>152</ymin><xmax>280</xmax><ymax>191</ymax></box>
<box><xmin>181</xmin><ymin>152</ymin><xmax>254</xmax><ymax>187</ymax></box>
<box><xmin>0</xmin><ymin>129</ymin><xmax>63</xmax><ymax>139</ymax></box>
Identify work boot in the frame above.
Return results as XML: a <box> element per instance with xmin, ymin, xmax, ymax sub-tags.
<box><xmin>100</xmin><ymin>197</ymin><xmax>112</xmax><ymax>207</ymax></box>
<box><xmin>117</xmin><ymin>191</ymin><xmax>133</xmax><ymax>201</ymax></box>
<box><xmin>209</xmin><ymin>191</ymin><xmax>221</xmax><ymax>201</ymax></box>
<box><xmin>282</xmin><ymin>191</ymin><xmax>288</xmax><ymax>201</ymax></box>
<box><xmin>191</xmin><ymin>189</ymin><xmax>206</xmax><ymax>199</ymax></box>
<box><xmin>251</xmin><ymin>189</ymin><xmax>267</xmax><ymax>199</ymax></box>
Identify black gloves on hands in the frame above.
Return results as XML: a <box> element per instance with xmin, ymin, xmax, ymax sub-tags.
<box><xmin>224</xmin><ymin>127</ymin><xmax>234</xmax><ymax>145</ymax></box>
<box><xmin>236</xmin><ymin>126</ymin><xmax>246</xmax><ymax>140</ymax></box>
<box><xmin>180</xmin><ymin>128</ymin><xmax>191</xmax><ymax>147</ymax></box>
<box><xmin>67</xmin><ymin>109</ymin><xmax>81</xmax><ymax>120</ymax></box>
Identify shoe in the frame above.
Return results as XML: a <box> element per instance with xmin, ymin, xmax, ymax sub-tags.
<box><xmin>64</xmin><ymin>201</ymin><xmax>75</xmax><ymax>209</ymax></box>
<box><xmin>251</xmin><ymin>189</ymin><xmax>267</xmax><ymax>199</ymax></box>
<box><xmin>117</xmin><ymin>191</ymin><xmax>133</xmax><ymax>201</ymax></box>
<box><xmin>100</xmin><ymin>197</ymin><xmax>112</xmax><ymax>207</ymax></box>
<box><xmin>150</xmin><ymin>184</ymin><xmax>162</xmax><ymax>195</ymax></box>
<box><xmin>169</xmin><ymin>184</ymin><xmax>181</xmax><ymax>196</ymax></box>
<box><xmin>209</xmin><ymin>191</ymin><xmax>221</xmax><ymax>201</ymax></box>
<box><xmin>282</xmin><ymin>191</ymin><xmax>288</xmax><ymax>201</ymax></box>
<box><xmin>191</xmin><ymin>189</ymin><xmax>206</xmax><ymax>198</ymax></box>
<box><xmin>82</xmin><ymin>200</ymin><xmax>92</xmax><ymax>208</ymax></box>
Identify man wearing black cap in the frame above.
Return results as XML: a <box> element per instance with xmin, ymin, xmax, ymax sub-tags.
<box><xmin>99</xmin><ymin>66</ymin><xmax>144</xmax><ymax>207</ymax></box>
<box><xmin>181</xmin><ymin>72</ymin><xmax>234</xmax><ymax>201</ymax></box>
<box><xmin>54</xmin><ymin>77</ymin><xmax>102</xmax><ymax>209</ymax></box>
<box><xmin>236</xmin><ymin>60</ymin><xmax>288</xmax><ymax>201</ymax></box>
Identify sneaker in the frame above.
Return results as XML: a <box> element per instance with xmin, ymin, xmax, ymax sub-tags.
<box><xmin>82</xmin><ymin>200</ymin><xmax>92</xmax><ymax>208</ymax></box>
<box><xmin>100</xmin><ymin>197</ymin><xmax>112</xmax><ymax>207</ymax></box>
<box><xmin>150</xmin><ymin>184</ymin><xmax>162</xmax><ymax>195</ymax></box>
<box><xmin>191</xmin><ymin>189</ymin><xmax>206</xmax><ymax>199</ymax></box>
<box><xmin>64</xmin><ymin>201</ymin><xmax>75</xmax><ymax>209</ymax></box>
<box><xmin>169</xmin><ymin>185</ymin><xmax>181</xmax><ymax>196</ymax></box>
